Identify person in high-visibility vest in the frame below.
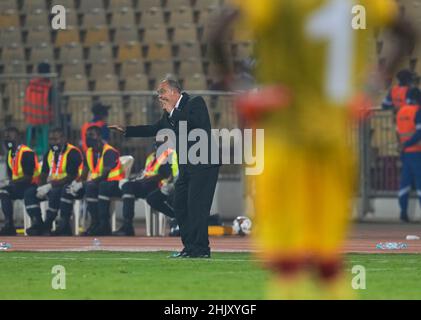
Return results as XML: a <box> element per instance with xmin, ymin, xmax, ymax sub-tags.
<box><xmin>62</xmin><ymin>126</ymin><xmax>125</xmax><ymax>236</ymax></box>
<box><xmin>113</xmin><ymin>141</ymin><xmax>178</xmax><ymax>236</ymax></box>
<box><xmin>24</xmin><ymin>127</ymin><xmax>83</xmax><ymax>236</ymax></box>
<box><xmin>396</xmin><ymin>88</ymin><xmax>421</xmax><ymax>222</ymax></box>
<box><xmin>382</xmin><ymin>69</ymin><xmax>414</xmax><ymax>112</ymax></box>
<box><xmin>0</xmin><ymin>127</ymin><xmax>41</xmax><ymax>236</ymax></box>
<box><xmin>80</xmin><ymin>102</ymin><xmax>110</xmax><ymax>153</ymax></box>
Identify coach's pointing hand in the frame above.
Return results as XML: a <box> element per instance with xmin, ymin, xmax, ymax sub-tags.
<box><xmin>108</xmin><ymin>125</ymin><xmax>126</xmax><ymax>134</ymax></box>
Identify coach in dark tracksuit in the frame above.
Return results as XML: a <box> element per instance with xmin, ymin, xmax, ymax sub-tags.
<box><xmin>110</xmin><ymin>78</ymin><xmax>219</xmax><ymax>258</ymax></box>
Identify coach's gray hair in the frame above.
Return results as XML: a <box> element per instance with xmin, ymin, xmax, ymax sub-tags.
<box><xmin>161</xmin><ymin>75</ymin><xmax>182</xmax><ymax>93</ymax></box>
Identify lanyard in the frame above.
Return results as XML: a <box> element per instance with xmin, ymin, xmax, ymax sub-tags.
<box><xmin>50</xmin><ymin>146</ymin><xmax>66</xmax><ymax>176</ymax></box>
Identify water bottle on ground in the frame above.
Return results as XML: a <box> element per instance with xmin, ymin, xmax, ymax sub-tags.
<box><xmin>376</xmin><ymin>242</ymin><xmax>408</xmax><ymax>250</ymax></box>
<box><xmin>0</xmin><ymin>242</ymin><xmax>12</xmax><ymax>251</ymax></box>
<box><xmin>92</xmin><ymin>238</ymin><xmax>101</xmax><ymax>249</ymax></box>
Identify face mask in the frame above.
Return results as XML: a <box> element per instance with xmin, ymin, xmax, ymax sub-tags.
<box><xmin>86</xmin><ymin>137</ymin><xmax>98</xmax><ymax>149</ymax></box>
<box><xmin>4</xmin><ymin>141</ymin><xmax>15</xmax><ymax>150</ymax></box>
<box><xmin>50</xmin><ymin>144</ymin><xmax>61</xmax><ymax>152</ymax></box>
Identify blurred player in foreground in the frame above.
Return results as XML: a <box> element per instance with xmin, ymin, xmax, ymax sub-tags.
<box><xmin>211</xmin><ymin>0</ymin><xmax>415</xmax><ymax>299</ymax></box>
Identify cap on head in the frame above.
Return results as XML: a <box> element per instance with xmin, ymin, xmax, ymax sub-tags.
<box><xmin>91</xmin><ymin>102</ymin><xmax>110</xmax><ymax>117</ymax></box>
<box><xmin>396</xmin><ymin>69</ymin><xmax>413</xmax><ymax>86</ymax></box>
<box><xmin>37</xmin><ymin>62</ymin><xmax>51</xmax><ymax>74</ymax></box>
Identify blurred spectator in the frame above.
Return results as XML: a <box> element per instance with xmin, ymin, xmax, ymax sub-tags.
<box><xmin>80</xmin><ymin>102</ymin><xmax>110</xmax><ymax>153</ymax></box>
<box><xmin>382</xmin><ymin>69</ymin><xmax>414</xmax><ymax>111</ymax></box>
<box><xmin>23</xmin><ymin>62</ymin><xmax>56</xmax><ymax>156</ymax></box>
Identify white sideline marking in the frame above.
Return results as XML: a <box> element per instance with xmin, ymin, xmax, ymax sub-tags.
<box><xmin>0</xmin><ymin>256</ymin><xmax>264</xmax><ymax>263</ymax></box>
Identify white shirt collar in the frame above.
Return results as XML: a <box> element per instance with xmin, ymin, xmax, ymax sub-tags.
<box><xmin>170</xmin><ymin>94</ymin><xmax>183</xmax><ymax>117</ymax></box>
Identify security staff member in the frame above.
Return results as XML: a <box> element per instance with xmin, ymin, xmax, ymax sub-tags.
<box><xmin>24</xmin><ymin>128</ymin><xmax>82</xmax><ymax>236</ymax></box>
<box><xmin>0</xmin><ymin>127</ymin><xmax>41</xmax><ymax>235</ymax></box>
<box><xmin>113</xmin><ymin>145</ymin><xmax>178</xmax><ymax>236</ymax></box>
<box><xmin>80</xmin><ymin>102</ymin><xmax>110</xmax><ymax>153</ymax></box>
<box><xmin>382</xmin><ymin>69</ymin><xmax>413</xmax><ymax>111</ymax></box>
<box><xmin>110</xmin><ymin>78</ymin><xmax>219</xmax><ymax>258</ymax></box>
<box><xmin>62</xmin><ymin>126</ymin><xmax>124</xmax><ymax>236</ymax></box>
<box><xmin>396</xmin><ymin>88</ymin><xmax>421</xmax><ymax>222</ymax></box>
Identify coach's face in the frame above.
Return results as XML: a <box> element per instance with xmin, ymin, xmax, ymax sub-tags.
<box><xmin>157</xmin><ymin>81</ymin><xmax>180</xmax><ymax>113</ymax></box>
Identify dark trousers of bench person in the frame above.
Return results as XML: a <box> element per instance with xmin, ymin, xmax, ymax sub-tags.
<box><xmin>146</xmin><ymin>189</ymin><xmax>175</xmax><ymax>219</ymax></box>
<box><xmin>0</xmin><ymin>182</ymin><xmax>36</xmax><ymax>235</ymax></box>
<box><xmin>24</xmin><ymin>184</ymin><xmax>69</xmax><ymax>232</ymax></box>
<box><xmin>121</xmin><ymin>180</ymin><xmax>159</xmax><ymax>226</ymax></box>
<box><xmin>174</xmin><ymin>166</ymin><xmax>219</xmax><ymax>256</ymax></box>
<box><xmin>97</xmin><ymin>180</ymin><xmax>122</xmax><ymax>234</ymax></box>
<box><xmin>60</xmin><ymin>181</ymin><xmax>99</xmax><ymax>234</ymax></box>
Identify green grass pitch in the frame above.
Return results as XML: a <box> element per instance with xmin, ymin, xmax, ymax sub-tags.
<box><xmin>0</xmin><ymin>251</ymin><xmax>420</xmax><ymax>299</ymax></box>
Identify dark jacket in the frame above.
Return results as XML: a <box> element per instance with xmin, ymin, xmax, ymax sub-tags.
<box><xmin>125</xmin><ymin>93</ymin><xmax>219</xmax><ymax>173</ymax></box>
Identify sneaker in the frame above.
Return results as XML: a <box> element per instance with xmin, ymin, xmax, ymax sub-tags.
<box><xmin>168</xmin><ymin>249</ymin><xmax>189</xmax><ymax>258</ymax></box>
<box><xmin>26</xmin><ymin>224</ymin><xmax>45</xmax><ymax>236</ymax></box>
<box><xmin>0</xmin><ymin>224</ymin><xmax>16</xmax><ymax>236</ymax></box>
<box><xmin>51</xmin><ymin>224</ymin><xmax>73</xmax><ymax>236</ymax></box>
<box><xmin>400</xmin><ymin>214</ymin><xmax>410</xmax><ymax>223</ymax></box>
<box><xmin>112</xmin><ymin>225</ymin><xmax>135</xmax><ymax>236</ymax></box>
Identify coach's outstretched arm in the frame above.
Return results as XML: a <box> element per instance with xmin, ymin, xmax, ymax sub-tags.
<box><xmin>109</xmin><ymin>115</ymin><xmax>167</xmax><ymax>138</ymax></box>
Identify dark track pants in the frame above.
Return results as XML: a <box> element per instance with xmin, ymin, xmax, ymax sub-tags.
<box><xmin>173</xmin><ymin>166</ymin><xmax>219</xmax><ymax>255</ymax></box>
<box><xmin>0</xmin><ymin>182</ymin><xmax>36</xmax><ymax>226</ymax></box>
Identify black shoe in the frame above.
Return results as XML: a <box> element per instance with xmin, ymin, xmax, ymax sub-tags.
<box><xmin>91</xmin><ymin>224</ymin><xmax>111</xmax><ymax>236</ymax></box>
<box><xmin>51</xmin><ymin>224</ymin><xmax>73</xmax><ymax>236</ymax></box>
<box><xmin>186</xmin><ymin>249</ymin><xmax>211</xmax><ymax>259</ymax></box>
<box><xmin>26</xmin><ymin>224</ymin><xmax>45</xmax><ymax>236</ymax></box>
<box><xmin>112</xmin><ymin>224</ymin><xmax>135</xmax><ymax>236</ymax></box>
<box><xmin>0</xmin><ymin>224</ymin><xmax>16</xmax><ymax>236</ymax></box>
<box><xmin>168</xmin><ymin>248</ymin><xmax>189</xmax><ymax>258</ymax></box>
<box><xmin>81</xmin><ymin>223</ymin><xmax>100</xmax><ymax>236</ymax></box>
<box><xmin>400</xmin><ymin>214</ymin><xmax>410</xmax><ymax>223</ymax></box>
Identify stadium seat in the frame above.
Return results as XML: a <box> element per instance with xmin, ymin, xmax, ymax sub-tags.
<box><xmin>90</xmin><ymin>60</ymin><xmax>116</xmax><ymax>79</ymax></box>
<box><xmin>124</xmin><ymin>73</ymin><xmax>149</xmax><ymax>90</ymax></box>
<box><xmin>82</xmin><ymin>8</ymin><xmax>107</xmax><ymax>27</ymax></box>
<box><xmin>194</xmin><ymin>0</ymin><xmax>219</xmax><ymax>10</ymax></box>
<box><xmin>172</xmin><ymin>23</ymin><xmax>198</xmax><ymax>43</ymax></box>
<box><xmin>146</xmin><ymin>41</ymin><xmax>172</xmax><ymax>60</ymax></box>
<box><xmin>51</xmin><ymin>0</ymin><xmax>76</xmax><ymax>9</ymax></box>
<box><xmin>26</xmin><ymin>26</ymin><xmax>51</xmax><ymax>46</ymax></box>
<box><xmin>137</xmin><ymin>0</ymin><xmax>163</xmax><ymax>12</ymax></box>
<box><xmin>1</xmin><ymin>43</ymin><xmax>25</xmax><ymax>62</ymax></box>
<box><xmin>148</xmin><ymin>60</ymin><xmax>175</xmax><ymax>80</ymax></box>
<box><xmin>168</xmin><ymin>6</ymin><xmax>194</xmax><ymax>27</ymax></box>
<box><xmin>0</xmin><ymin>0</ymin><xmax>18</xmax><ymax>12</ymax></box>
<box><xmin>178</xmin><ymin>58</ymin><xmax>203</xmax><ymax>78</ymax></box>
<box><xmin>60</xmin><ymin>8</ymin><xmax>79</xmax><ymax>27</ymax></box>
<box><xmin>109</xmin><ymin>0</ymin><xmax>133</xmax><ymax>10</ymax></box>
<box><xmin>94</xmin><ymin>74</ymin><xmax>120</xmax><ymax>91</ymax></box>
<box><xmin>127</xmin><ymin>96</ymin><xmax>149</xmax><ymax>125</ymax></box>
<box><xmin>58</xmin><ymin>42</ymin><xmax>84</xmax><ymax>63</ymax></box>
<box><xmin>0</xmin><ymin>27</ymin><xmax>22</xmax><ymax>44</ymax></box>
<box><xmin>24</xmin><ymin>9</ymin><xmax>50</xmax><ymax>28</ymax></box>
<box><xmin>67</xmin><ymin>96</ymin><xmax>93</xmax><ymax>128</ymax></box>
<box><xmin>84</xmin><ymin>25</ymin><xmax>110</xmax><ymax>45</ymax></box>
<box><xmin>233</xmin><ymin>42</ymin><xmax>254</xmax><ymax>59</ymax></box>
<box><xmin>111</xmin><ymin>7</ymin><xmax>137</xmax><ymax>27</ymax></box>
<box><xmin>0</xmin><ymin>10</ymin><xmax>20</xmax><ymax>28</ymax></box>
<box><xmin>177</xmin><ymin>42</ymin><xmax>201</xmax><ymax>59</ymax></box>
<box><xmin>165</xmin><ymin>0</ymin><xmax>192</xmax><ymax>9</ymax></box>
<box><xmin>196</xmin><ymin>5</ymin><xmax>218</xmax><ymax>26</ymax></box>
<box><xmin>117</xmin><ymin>41</ymin><xmax>142</xmax><ymax>62</ymax></box>
<box><xmin>2</xmin><ymin>60</ymin><xmax>26</xmax><ymax>74</ymax></box>
<box><xmin>21</xmin><ymin>0</ymin><xmax>47</xmax><ymax>13</ymax></box>
<box><xmin>140</xmin><ymin>7</ymin><xmax>165</xmax><ymax>27</ymax></box>
<box><xmin>120</xmin><ymin>59</ymin><xmax>146</xmax><ymax>78</ymax></box>
<box><xmin>61</xmin><ymin>60</ymin><xmax>86</xmax><ymax>77</ymax></box>
<box><xmin>79</xmin><ymin>0</ymin><xmax>105</xmax><ymax>11</ymax></box>
<box><xmin>183</xmin><ymin>73</ymin><xmax>207</xmax><ymax>90</ymax></box>
<box><xmin>55</xmin><ymin>26</ymin><xmax>81</xmax><ymax>46</ymax></box>
<box><xmin>105</xmin><ymin>99</ymin><xmax>126</xmax><ymax>126</ymax></box>
<box><xmin>64</xmin><ymin>74</ymin><xmax>89</xmax><ymax>91</ymax></box>
<box><xmin>142</xmin><ymin>24</ymin><xmax>168</xmax><ymax>43</ymax></box>
<box><xmin>29</xmin><ymin>42</ymin><xmax>55</xmax><ymax>64</ymax></box>
<box><xmin>87</xmin><ymin>42</ymin><xmax>114</xmax><ymax>63</ymax></box>
<box><xmin>113</xmin><ymin>26</ymin><xmax>139</xmax><ymax>44</ymax></box>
